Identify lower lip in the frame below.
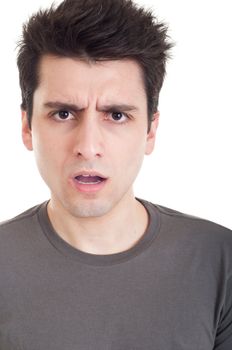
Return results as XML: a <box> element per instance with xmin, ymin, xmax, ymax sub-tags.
<box><xmin>71</xmin><ymin>178</ymin><xmax>108</xmax><ymax>193</ymax></box>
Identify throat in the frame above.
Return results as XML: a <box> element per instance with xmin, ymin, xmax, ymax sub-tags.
<box><xmin>47</xmin><ymin>197</ymin><xmax>149</xmax><ymax>255</ymax></box>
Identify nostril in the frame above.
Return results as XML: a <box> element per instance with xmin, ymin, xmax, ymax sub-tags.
<box><xmin>76</xmin><ymin>151</ymin><xmax>102</xmax><ymax>158</ymax></box>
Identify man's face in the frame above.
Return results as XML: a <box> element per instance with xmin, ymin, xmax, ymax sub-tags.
<box><xmin>22</xmin><ymin>55</ymin><xmax>158</xmax><ymax>218</ymax></box>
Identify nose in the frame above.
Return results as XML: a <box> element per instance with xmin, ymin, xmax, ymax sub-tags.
<box><xmin>73</xmin><ymin>114</ymin><xmax>104</xmax><ymax>160</ymax></box>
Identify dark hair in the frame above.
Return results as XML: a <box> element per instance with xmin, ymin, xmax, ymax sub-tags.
<box><xmin>17</xmin><ymin>0</ymin><xmax>173</xmax><ymax>130</ymax></box>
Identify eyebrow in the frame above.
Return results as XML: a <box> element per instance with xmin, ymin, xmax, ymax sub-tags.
<box><xmin>44</xmin><ymin>101</ymin><xmax>83</xmax><ymax>112</ymax></box>
<box><xmin>43</xmin><ymin>101</ymin><xmax>139</xmax><ymax>112</ymax></box>
<box><xmin>100</xmin><ymin>104</ymin><xmax>138</xmax><ymax>112</ymax></box>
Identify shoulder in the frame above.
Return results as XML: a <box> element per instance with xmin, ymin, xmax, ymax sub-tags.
<box><xmin>0</xmin><ymin>202</ymin><xmax>47</xmax><ymax>244</ymax></box>
<box><xmin>142</xmin><ymin>199</ymin><xmax>232</xmax><ymax>280</ymax></box>
<box><xmin>0</xmin><ymin>202</ymin><xmax>49</xmax><ymax>266</ymax></box>
<box><xmin>140</xmin><ymin>198</ymin><xmax>232</xmax><ymax>249</ymax></box>
<box><xmin>155</xmin><ymin>202</ymin><xmax>232</xmax><ymax>236</ymax></box>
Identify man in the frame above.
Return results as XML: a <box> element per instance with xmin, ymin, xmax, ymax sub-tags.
<box><xmin>0</xmin><ymin>0</ymin><xmax>231</xmax><ymax>348</ymax></box>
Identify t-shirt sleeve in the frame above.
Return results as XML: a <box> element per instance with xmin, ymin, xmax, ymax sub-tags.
<box><xmin>214</xmin><ymin>276</ymin><xmax>232</xmax><ymax>349</ymax></box>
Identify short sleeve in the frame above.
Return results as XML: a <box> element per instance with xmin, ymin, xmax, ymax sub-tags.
<box><xmin>214</xmin><ymin>275</ymin><xmax>232</xmax><ymax>349</ymax></box>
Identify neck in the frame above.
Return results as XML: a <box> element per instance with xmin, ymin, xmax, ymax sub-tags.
<box><xmin>47</xmin><ymin>193</ymin><xmax>148</xmax><ymax>255</ymax></box>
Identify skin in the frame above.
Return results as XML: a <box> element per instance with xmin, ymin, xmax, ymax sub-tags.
<box><xmin>22</xmin><ymin>55</ymin><xmax>159</xmax><ymax>254</ymax></box>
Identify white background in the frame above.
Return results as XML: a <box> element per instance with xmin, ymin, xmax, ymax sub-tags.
<box><xmin>0</xmin><ymin>0</ymin><xmax>231</xmax><ymax>228</ymax></box>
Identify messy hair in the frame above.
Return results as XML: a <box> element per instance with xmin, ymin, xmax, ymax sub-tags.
<box><xmin>17</xmin><ymin>0</ymin><xmax>173</xmax><ymax>129</ymax></box>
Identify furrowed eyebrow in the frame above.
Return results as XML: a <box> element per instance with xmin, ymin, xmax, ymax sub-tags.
<box><xmin>43</xmin><ymin>101</ymin><xmax>138</xmax><ymax>113</ymax></box>
<box><xmin>43</xmin><ymin>101</ymin><xmax>83</xmax><ymax>111</ymax></box>
<box><xmin>99</xmin><ymin>104</ymin><xmax>138</xmax><ymax>112</ymax></box>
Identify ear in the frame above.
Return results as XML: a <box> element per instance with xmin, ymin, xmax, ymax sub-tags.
<box><xmin>21</xmin><ymin>110</ymin><xmax>33</xmax><ymax>151</ymax></box>
<box><xmin>145</xmin><ymin>111</ymin><xmax>159</xmax><ymax>155</ymax></box>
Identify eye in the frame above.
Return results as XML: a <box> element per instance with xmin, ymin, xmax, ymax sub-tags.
<box><xmin>53</xmin><ymin>110</ymin><xmax>75</xmax><ymax>121</ymax></box>
<box><xmin>109</xmin><ymin>111</ymin><xmax>128</xmax><ymax>123</ymax></box>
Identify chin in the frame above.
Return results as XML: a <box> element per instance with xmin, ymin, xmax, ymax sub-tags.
<box><xmin>66</xmin><ymin>199</ymin><xmax>112</xmax><ymax>219</ymax></box>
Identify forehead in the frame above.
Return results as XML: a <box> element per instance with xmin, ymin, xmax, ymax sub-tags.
<box><xmin>36</xmin><ymin>55</ymin><xmax>147</xmax><ymax>107</ymax></box>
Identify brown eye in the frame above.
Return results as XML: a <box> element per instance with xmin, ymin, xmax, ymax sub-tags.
<box><xmin>52</xmin><ymin>110</ymin><xmax>75</xmax><ymax>122</ymax></box>
<box><xmin>112</xmin><ymin>112</ymin><xmax>124</xmax><ymax>121</ymax></box>
<box><xmin>58</xmin><ymin>110</ymin><xmax>70</xmax><ymax>119</ymax></box>
<box><xmin>107</xmin><ymin>111</ymin><xmax>129</xmax><ymax>124</ymax></box>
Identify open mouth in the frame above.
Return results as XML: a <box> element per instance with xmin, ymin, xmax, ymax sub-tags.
<box><xmin>75</xmin><ymin>175</ymin><xmax>106</xmax><ymax>185</ymax></box>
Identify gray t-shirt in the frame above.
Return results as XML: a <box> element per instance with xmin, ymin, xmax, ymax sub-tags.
<box><xmin>0</xmin><ymin>199</ymin><xmax>232</xmax><ymax>349</ymax></box>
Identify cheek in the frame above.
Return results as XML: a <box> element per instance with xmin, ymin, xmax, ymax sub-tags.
<box><xmin>112</xmin><ymin>132</ymin><xmax>146</xmax><ymax>173</ymax></box>
<box><xmin>32</xmin><ymin>131</ymin><xmax>66</xmax><ymax>176</ymax></box>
